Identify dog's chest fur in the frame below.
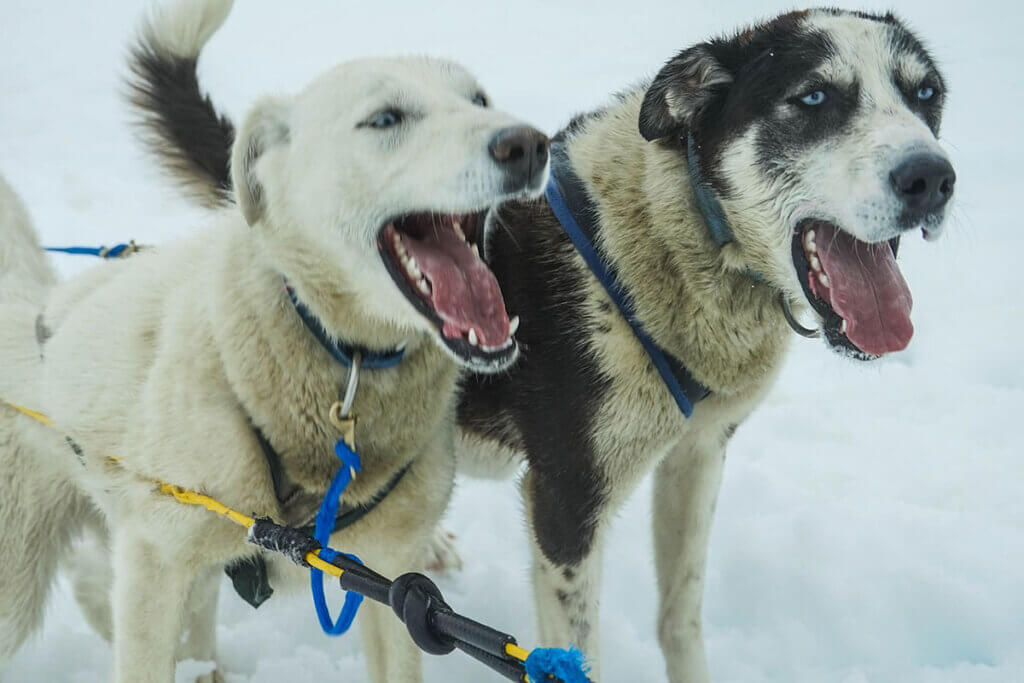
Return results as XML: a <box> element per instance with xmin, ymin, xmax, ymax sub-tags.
<box><xmin>210</xmin><ymin>233</ymin><xmax>459</xmax><ymax>509</ymax></box>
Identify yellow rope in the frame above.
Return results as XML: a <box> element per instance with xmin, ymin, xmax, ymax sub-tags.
<box><xmin>2</xmin><ymin>399</ymin><xmax>346</xmax><ymax>578</ymax></box>
<box><xmin>2</xmin><ymin>399</ymin><xmax>530</xmax><ymax>664</ymax></box>
<box><xmin>2</xmin><ymin>400</ymin><xmax>54</xmax><ymax>426</ymax></box>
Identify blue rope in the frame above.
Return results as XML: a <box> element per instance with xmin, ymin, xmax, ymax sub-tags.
<box><xmin>525</xmin><ymin>646</ymin><xmax>591</xmax><ymax>683</ymax></box>
<box><xmin>44</xmin><ymin>244</ymin><xmax>133</xmax><ymax>258</ymax></box>
<box><xmin>545</xmin><ymin>177</ymin><xmax>696</xmax><ymax>417</ymax></box>
<box><xmin>310</xmin><ymin>437</ymin><xmax>365</xmax><ymax>635</ymax></box>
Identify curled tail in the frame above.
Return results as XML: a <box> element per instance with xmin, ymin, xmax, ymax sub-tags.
<box><xmin>128</xmin><ymin>0</ymin><xmax>236</xmax><ymax>208</ymax></box>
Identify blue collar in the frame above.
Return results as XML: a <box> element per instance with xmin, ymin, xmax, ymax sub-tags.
<box><xmin>545</xmin><ymin>141</ymin><xmax>710</xmax><ymax>418</ymax></box>
<box><xmin>286</xmin><ymin>286</ymin><xmax>405</xmax><ymax>370</ymax></box>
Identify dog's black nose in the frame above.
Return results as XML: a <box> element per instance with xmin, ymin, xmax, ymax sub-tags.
<box><xmin>890</xmin><ymin>153</ymin><xmax>956</xmax><ymax>215</ymax></box>
<box><xmin>489</xmin><ymin>126</ymin><xmax>549</xmax><ymax>188</ymax></box>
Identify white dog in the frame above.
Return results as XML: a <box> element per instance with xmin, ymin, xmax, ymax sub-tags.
<box><xmin>0</xmin><ymin>0</ymin><xmax>548</xmax><ymax>681</ymax></box>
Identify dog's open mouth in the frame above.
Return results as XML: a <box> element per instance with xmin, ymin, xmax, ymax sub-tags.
<box><xmin>377</xmin><ymin>212</ymin><xmax>517</xmax><ymax>367</ymax></box>
<box><xmin>792</xmin><ymin>220</ymin><xmax>912</xmax><ymax>358</ymax></box>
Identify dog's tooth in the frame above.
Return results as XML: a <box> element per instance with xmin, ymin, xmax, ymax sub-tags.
<box><xmin>810</xmin><ymin>255</ymin><xmax>821</xmax><ymax>271</ymax></box>
<box><xmin>803</xmin><ymin>229</ymin><xmax>817</xmax><ymax>255</ymax></box>
<box><xmin>819</xmin><ymin>272</ymin><xmax>830</xmax><ymax>288</ymax></box>
<box><xmin>840</xmin><ymin>319</ymin><xmax>848</xmax><ymax>333</ymax></box>
<box><xmin>468</xmin><ymin>328</ymin><xmax>478</xmax><ymax>346</ymax></box>
<box><xmin>509</xmin><ymin>315</ymin><xmax>520</xmax><ymax>335</ymax></box>
<box><xmin>471</xmin><ymin>243</ymin><xmax>480</xmax><ymax>258</ymax></box>
<box><xmin>453</xmin><ymin>221</ymin><xmax>465</xmax><ymax>241</ymax></box>
<box><xmin>418</xmin><ymin>279</ymin><xmax>430</xmax><ymax>295</ymax></box>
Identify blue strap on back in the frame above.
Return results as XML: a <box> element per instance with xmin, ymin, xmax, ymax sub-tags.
<box><xmin>44</xmin><ymin>244</ymin><xmax>133</xmax><ymax>258</ymax></box>
<box><xmin>310</xmin><ymin>437</ymin><xmax>365</xmax><ymax>635</ymax></box>
<box><xmin>545</xmin><ymin>145</ymin><xmax>707</xmax><ymax>418</ymax></box>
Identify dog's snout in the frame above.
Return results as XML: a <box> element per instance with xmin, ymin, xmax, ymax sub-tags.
<box><xmin>890</xmin><ymin>153</ymin><xmax>956</xmax><ymax>216</ymax></box>
<box><xmin>489</xmin><ymin>126</ymin><xmax>550</xmax><ymax>187</ymax></box>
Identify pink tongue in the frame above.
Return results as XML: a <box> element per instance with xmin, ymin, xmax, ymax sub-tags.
<box><xmin>813</xmin><ymin>222</ymin><xmax>913</xmax><ymax>355</ymax></box>
<box><xmin>400</xmin><ymin>229</ymin><xmax>510</xmax><ymax>347</ymax></box>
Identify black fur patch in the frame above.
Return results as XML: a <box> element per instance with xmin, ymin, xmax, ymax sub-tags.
<box><xmin>65</xmin><ymin>436</ymin><xmax>85</xmax><ymax>466</ymax></box>
<box><xmin>35</xmin><ymin>314</ymin><xmax>51</xmax><ymax>348</ymax></box>
<box><xmin>638</xmin><ymin>10</ymin><xmax>946</xmax><ymax>196</ymax></box>
<box><xmin>458</xmin><ymin>200</ymin><xmax>609</xmax><ymax>567</ymax></box>
<box><xmin>128</xmin><ymin>43</ymin><xmax>235</xmax><ymax>205</ymax></box>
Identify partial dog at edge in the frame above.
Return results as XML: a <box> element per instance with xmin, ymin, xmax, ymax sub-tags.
<box><xmin>99</xmin><ymin>5</ymin><xmax>957</xmax><ymax>682</ymax></box>
<box><xmin>0</xmin><ymin>0</ymin><xmax>549</xmax><ymax>681</ymax></box>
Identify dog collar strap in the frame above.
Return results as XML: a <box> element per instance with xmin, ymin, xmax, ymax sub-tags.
<box><xmin>684</xmin><ymin>135</ymin><xmax>767</xmax><ymax>283</ymax></box>
<box><xmin>546</xmin><ymin>142</ymin><xmax>709</xmax><ymax>418</ymax></box>
<box><xmin>685</xmin><ymin>134</ymin><xmax>737</xmax><ymax>248</ymax></box>
<box><xmin>286</xmin><ymin>286</ymin><xmax>405</xmax><ymax>370</ymax></box>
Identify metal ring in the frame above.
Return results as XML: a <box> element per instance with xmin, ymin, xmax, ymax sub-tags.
<box><xmin>340</xmin><ymin>351</ymin><xmax>362</xmax><ymax>418</ymax></box>
<box><xmin>778</xmin><ymin>292</ymin><xmax>820</xmax><ymax>338</ymax></box>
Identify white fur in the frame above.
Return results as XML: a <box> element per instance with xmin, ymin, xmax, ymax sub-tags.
<box><xmin>143</xmin><ymin>0</ymin><xmax>233</xmax><ymax>59</ymax></box>
<box><xmin>0</xmin><ymin>175</ymin><xmax>55</xmax><ymax>307</ymax></box>
<box><xmin>0</xmin><ymin>0</ymin><xmax>546</xmax><ymax>680</ymax></box>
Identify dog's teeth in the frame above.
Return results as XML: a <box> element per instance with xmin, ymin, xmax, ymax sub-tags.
<box><xmin>453</xmin><ymin>221</ymin><xmax>465</xmax><ymax>241</ymax></box>
<box><xmin>819</xmin><ymin>272</ymin><xmax>830</xmax><ymax>288</ymax></box>
<box><xmin>468</xmin><ymin>328</ymin><xmax>478</xmax><ymax>346</ymax></box>
<box><xmin>840</xmin><ymin>319</ymin><xmax>848</xmax><ymax>333</ymax></box>
<box><xmin>804</xmin><ymin>230</ymin><xmax>817</xmax><ymax>253</ymax></box>
<box><xmin>509</xmin><ymin>315</ymin><xmax>520</xmax><ymax>335</ymax></box>
<box><xmin>810</xmin><ymin>255</ymin><xmax>821</xmax><ymax>271</ymax></box>
<box><xmin>471</xmin><ymin>243</ymin><xmax>480</xmax><ymax>258</ymax></box>
<box><xmin>418</xmin><ymin>279</ymin><xmax>430</xmax><ymax>295</ymax></box>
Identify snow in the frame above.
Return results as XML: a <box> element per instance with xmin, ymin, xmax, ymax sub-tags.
<box><xmin>2</xmin><ymin>0</ymin><xmax>1021</xmax><ymax>681</ymax></box>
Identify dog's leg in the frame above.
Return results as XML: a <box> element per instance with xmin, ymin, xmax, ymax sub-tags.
<box><xmin>522</xmin><ymin>468</ymin><xmax>606</xmax><ymax>680</ymax></box>
<box><xmin>652</xmin><ymin>431</ymin><xmax>727</xmax><ymax>683</ymax></box>
<box><xmin>111</xmin><ymin>527</ymin><xmax>192</xmax><ymax>683</ymax></box>
<box><xmin>0</xmin><ymin>423</ymin><xmax>85</xmax><ymax>660</ymax></box>
<box><xmin>357</xmin><ymin>543</ymin><xmax>428</xmax><ymax>683</ymax></box>
<box><xmin>67</xmin><ymin>514</ymin><xmax>115</xmax><ymax>642</ymax></box>
<box><xmin>178</xmin><ymin>565</ymin><xmax>224</xmax><ymax>683</ymax></box>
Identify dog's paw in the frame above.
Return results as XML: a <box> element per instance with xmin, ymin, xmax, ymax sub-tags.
<box><xmin>423</xmin><ymin>528</ymin><xmax>463</xmax><ymax>574</ymax></box>
<box><xmin>194</xmin><ymin>669</ymin><xmax>225</xmax><ymax>683</ymax></box>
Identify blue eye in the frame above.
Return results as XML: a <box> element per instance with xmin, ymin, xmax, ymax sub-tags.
<box><xmin>368</xmin><ymin>110</ymin><xmax>402</xmax><ymax>129</ymax></box>
<box><xmin>917</xmin><ymin>86</ymin><xmax>935</xmax><ymax>101</ymax></box>
<box><xmin>799</xmin><ymin>90</ymin><xmax>827</xmax><ymax>106</ymax></box>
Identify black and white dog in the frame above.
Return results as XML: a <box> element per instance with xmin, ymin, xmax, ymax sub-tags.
<box><xmin>129</xmin><ymin>8</ymin><xmax>954</xmax><ymax>680</ymax></box>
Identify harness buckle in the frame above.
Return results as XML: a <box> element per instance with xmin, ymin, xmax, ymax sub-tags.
<box><xmin>328</xmin><ymin>403</ymin><xmax>357</xmax><ymax>452</ymax></box>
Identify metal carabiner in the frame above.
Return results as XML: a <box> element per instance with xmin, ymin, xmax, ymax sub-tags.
<box><xmin>328</xmin><ymin>351</ymin><xmax>361</xmax><ymax>454</ymax></box>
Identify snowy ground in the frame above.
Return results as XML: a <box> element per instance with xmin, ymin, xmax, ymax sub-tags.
<box><xmin>2</xmin><ymin>0</ymin><xmax>1022</xmax><ymax>681</ymax></box>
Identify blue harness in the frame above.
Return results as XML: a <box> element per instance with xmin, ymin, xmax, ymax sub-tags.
<box><xmin>545</xmin><ymin>141</ymin><xmax>711</xmax><ymax>417</ymax></box>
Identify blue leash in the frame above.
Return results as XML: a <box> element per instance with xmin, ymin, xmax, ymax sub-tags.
<box><xmin>309</xmin><ymin>437</ymin><xmax>366</xmax><ymax>635</ymax></box>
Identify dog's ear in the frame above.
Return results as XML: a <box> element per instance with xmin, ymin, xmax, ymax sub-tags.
<box><xmin>639</xmin><ymin>44</ymin><xmax>732</xmax><ymax>142</ymax></box>
<box><xmin>231</xmin><ymin>96</ymin><xmax>292</xmax><ymax>226</ymax></box>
